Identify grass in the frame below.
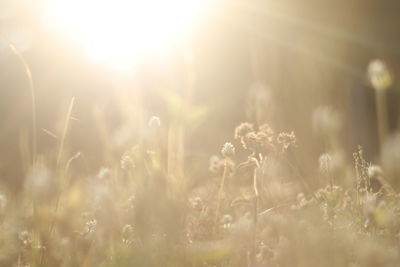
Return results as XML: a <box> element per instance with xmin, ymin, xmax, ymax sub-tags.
<box><xmin>0</xmin><ymin>107</ymin><xmax>399</xmax><ymax>267</ymax></box>
<box><xmin>1</xmin><ymin>34</ymin><xmax>399</xmax><ymax>267</ymax></box>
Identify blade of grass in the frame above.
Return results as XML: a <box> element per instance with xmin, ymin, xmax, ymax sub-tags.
<box><xmin>57</xmin><ymin>97</ymin><xmax>75</xmax><ymax>168</ymax></box>
<box><xmin>0</xmin><ymin>35</ymin><xmax>37</xmax><ymax>166</ymax></box>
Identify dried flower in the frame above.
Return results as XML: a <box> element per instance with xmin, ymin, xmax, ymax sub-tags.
<box><xmin>316</xmin><ymin>185</ymin><xmax>343</xmax><ymax>210</ymax></box>
<box><xmin>221</xmin><ymin>142</ymin><xmax>235</xmax><ymax>157</ymax></box>
<box><xmin>241</xmin><ymin>131</ymin><xmax>258</xmax><ymax>150</ymax></box>
<box><xmin>259</xmin><ymin>123</ymin><xmax>274</xmax><ymax>139</ymax></box>
<box><xmin>120</xmin><ymin>153</ymin><xmax>135</xmax><ymax>170</ymax></box>
<box><xmin>319</xmin><ymin>153</ymin><xmax>332</xmax><ymax>173</ymax></box>
<box><xmin>234</xmin><ymin>122</ymin><xmax>254</xmax><ymax>139</ymax></box>
<box><xmin>234</xmin><ymin>122</ymin><xmax>278</xmax><ymax>154</ymax></box>
<box><xmin>85</xmin><ymin>219</ymin><xmax>97</xmax><ymax>234</ymax></box>
<box><xmin>277</xmin><ymin>131</ymin><xmax>296</xmax><ymax>152</ymax></box>
<box><xmin>122</xmin><ymin>224</ymin><xmax>134</xmax><ymax>243</ymax></box>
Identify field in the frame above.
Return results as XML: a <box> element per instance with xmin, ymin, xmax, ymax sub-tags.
<box><xmin>1</xmin><ymin>0</ymin><xmax>400</xmax><ymax>266</ymax></box>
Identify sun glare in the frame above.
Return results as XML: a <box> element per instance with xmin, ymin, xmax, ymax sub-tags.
<box><xmin>44</xmin><ymin>0</ymin><xmax>209</xmax><ymax>69</ymax></box>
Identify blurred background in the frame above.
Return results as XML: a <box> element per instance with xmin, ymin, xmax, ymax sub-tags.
<box><xmin>1</xmin><ymin>0</ymin><xmax>400</xmax><ymax>191</ymax></box>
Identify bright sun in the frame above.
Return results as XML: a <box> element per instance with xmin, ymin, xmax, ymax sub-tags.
<box><xmin>44</xmin><ymin>0</ymin><xmax>210</xmax><ymax>69</ymax></box>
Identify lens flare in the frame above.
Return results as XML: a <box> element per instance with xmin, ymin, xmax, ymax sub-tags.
<box><xmin>43</xmin><ymin>0</ymin><xmax>209</xmax><ymax>69</ymax></box>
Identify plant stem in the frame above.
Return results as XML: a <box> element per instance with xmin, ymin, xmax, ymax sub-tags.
<box><xmin>250</xmin><ymin>158</ymin><xmax>260</xmax><ymax>266</ymax></box>
<box><xmin>215</xmin><ymin>159</ymin><xmax>228</xmax><ymax>233</ymax></box>
<box><xmin>375</xmin><ymin>89</ymin><xmax>389</xmax><ymax>153</ymax></box>
<box><xmin>57</xmin><ymin>97</ymin><xmax>75</xmax><ymax>168</ymax></box>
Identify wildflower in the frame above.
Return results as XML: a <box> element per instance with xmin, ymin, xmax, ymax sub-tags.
<box><xmin>234</xmin><ymin>122</ymin><xmax>277</xmax><ymax>154</ymax></box>
<box><xmin>220</xmin><ymin>214</ymin><xmax>233</xmax><ymax>229</ymax></box>
<box><xmin>122</xmin><ymin>224</ymin><xmax>134</xmax><ymax>243</ymax></box>
<box><xmin>191</xmin><ymin>197</ymin><xmax>203</xmax><ymax>211</ymax></box>
<box><xmin>277</xmin><ymin>131</ymin><xmax>296</xmax><ymax>152</ymax></box>
<box><xmin>241</xmin><ymin>131</ymin><xmax>258</xmax><ymax>150</ymax></box>
<box><xmin>258</xmin><ymin>123</ymin><xmax>274</xmax><ymax>140</ymax></box>
<box><xmin>319</xmin><ymin>153</ymin><xmax>332</xmax><ymax>173</ymax></box>
<box><xmin>234</xmin><ymin>122</ymin><xmax>254</xmax><ymax>139</ymax></box>
<box><xmin>148</xmin><ymin>115</ymin><xmax>161</xmax><ymax>128</ymax></box>
<box><xmin>365</xmin><ymin>193</ymin><xmax>377</xmax><ymax>207</ymax></box>
<box><xmin>221</xmin><ymin>142</ymin><xmax>235</xmax><ymax>158</ymax></box>
<box><xmin>120</xmin><ymin>153</ymin><xmax>135</xmax><ymax>170</ymax></box>
<box><xmin>367</xmin><ymin>59</ymin><xmax>393</xmax><ymax>91</ymax></box>
<box><xmin>257</xmin><ymin>242</ymin><xmax>274</xmax><ymax>262</ymax></box>
<box><xmin>18</xmin><ymin>230</ymin><xmax>32</xmax><ymax>248</ymax></box>
<box><xmin>84</xmin><ymin>219</ymin><xmax>97</xmax><ymax>234</ymax></box>
<box><xmin>316</xmin><ymin>185</ymin><xmax>343</xmax><ymax>209</ymax></box>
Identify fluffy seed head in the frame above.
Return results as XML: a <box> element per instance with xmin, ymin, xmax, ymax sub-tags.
<box><xmin>319</xmin><ymin>153</ymin><xmax>332</xmax><ymax>173</ymax></box>
<box><xmin>367</xmin><ymin>59</ymin><xmax>393</xmax><ymax>91</ymax></box>
<box><xmin>221</xmin><ymin>142</ymin><xmax>235</xmax><ymax>157</ymax></box>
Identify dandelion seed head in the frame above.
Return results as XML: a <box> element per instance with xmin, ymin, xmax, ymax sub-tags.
<box><xmin>221</xmin><ymin>142</ymin><xmax>235</xmax><ymax>157</ymax></box>
<box><xmin>367</xmin><ymin>59</ymin><xmax>393</xmax><ymax>91</ymax></box>
<box><xmin>319</xmin><ymin>153</ymin><xmax>332</xmax><ymax>173</ymax></box>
